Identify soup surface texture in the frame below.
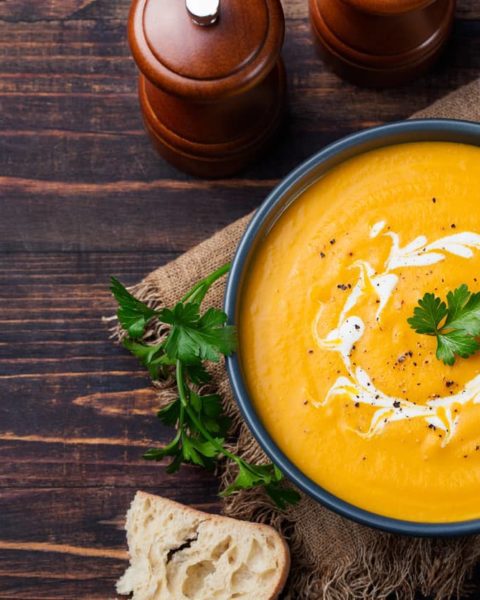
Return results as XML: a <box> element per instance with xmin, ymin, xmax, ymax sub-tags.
<box><xmin>239</xmin><ymin>141</ymin><xmax>480</xmax><ymax>523</ymax></box>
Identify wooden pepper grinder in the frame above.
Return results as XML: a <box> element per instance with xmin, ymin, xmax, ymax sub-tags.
<box><xmin>128</xmin><ymin>0</ymin><xmax>285</xmax><ymax>177</ymax></box>
<box><xmin>309</xmin><ymin>0</ymin><xmax>456</xmax><ymax>86</ymax></box>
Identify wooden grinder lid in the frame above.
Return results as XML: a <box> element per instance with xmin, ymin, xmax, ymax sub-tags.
<box><xmin>342</xmin><ymin>0</ymin><xmax>436</xmax><ymax>15</ymax></box>
<box><xmin>129</xmin><ymin>0</ymin><xmax>285</xmax><ymax>100</ymax></box>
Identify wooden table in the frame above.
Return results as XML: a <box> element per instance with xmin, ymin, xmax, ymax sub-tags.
<box><xmin>1</xmin><ymin>0</ymin><xmax>479</xmax><ymax>597</ymax></box>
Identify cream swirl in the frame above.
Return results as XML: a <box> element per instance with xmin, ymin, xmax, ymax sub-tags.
<box><xmin>313</xmin><ymin>222</ymin><xmax>480</xmax><ymax>445</ymax></box>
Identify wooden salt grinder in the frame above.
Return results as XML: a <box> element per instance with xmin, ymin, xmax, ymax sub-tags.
<box><xmin>309</xmin><ymin>0</ymin><xmax>456</xmax><ymax>86</ymax></box>
<box><xmin>128</xmin><ymin>0</ymin><xmax>286</xmax><ymax>177</ymax></box>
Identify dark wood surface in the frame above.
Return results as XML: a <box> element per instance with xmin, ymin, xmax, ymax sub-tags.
<box><xmin>0</xmin><ymin>0</ymin><xmax>479</xmax><ymax>597</ymax></box>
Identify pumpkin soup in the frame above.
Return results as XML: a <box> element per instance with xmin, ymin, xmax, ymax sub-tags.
<box><xmin>239</xmin><ymin>141</ymin><xmax>480</xmax><ymax>523</ymax></box>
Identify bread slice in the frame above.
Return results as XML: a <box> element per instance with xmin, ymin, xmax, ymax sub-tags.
<box><xmin>116</xmin><ymin>491</ymin><xmax>290</xmax><ymax>600</ymax></box>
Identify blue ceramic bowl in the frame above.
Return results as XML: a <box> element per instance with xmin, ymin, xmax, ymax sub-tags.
<box><xmin>225</xmin><ymin>119</ymin><xmax>480</xmax><ymax>537</ymax></box>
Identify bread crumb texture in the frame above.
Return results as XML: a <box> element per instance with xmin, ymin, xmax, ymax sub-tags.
<box><xmin>116</xmin><ymin>492</ymin><xmax>289</xmax><ymax>600</ymax></box>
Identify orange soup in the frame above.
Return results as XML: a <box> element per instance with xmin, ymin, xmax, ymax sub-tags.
<box><xmin>239</xmin><ymin>142</ymin><xmax>480</xmax><ymax>522</ymax></box>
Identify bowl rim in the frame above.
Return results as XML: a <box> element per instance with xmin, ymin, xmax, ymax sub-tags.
<box><xmin>224</xmin><ymin>118</ymin><xmax>480</xmax><ymax>537</ymax></box>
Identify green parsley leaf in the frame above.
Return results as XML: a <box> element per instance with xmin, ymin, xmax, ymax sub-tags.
<box><xmin>123</xmin><ymin>339</ymin><xmax>173</xmax><ymax>379</ymax></box>
<box><xmin>143</xmin><ymin>448</ymin><xmax>165</xmax><ymax>460</ymax></box>
<box><xmin>165</xmin><ymin>453</ymin><xmax>183</xmax><ymax>474</ymax></box>
<box><xmin>445</xmin><ymin>284</ymin><xmax>480</xmax><ymax>335</ymax></box>
<box><xmin>184</xmin><ymin>391</ymin><xmax>231</xmax><ymax>438</ymax></box>
<box><xmin>181</xmin><ymin>433</ymin><xmax>223</xmax><ymax>469</ymax></box>
<box><xmin>186</xmin><ymin>363</ymin><xmax>211</xmax><ymax>385</ymax></box>
<box><xmin>160</xmin><ymin>303</ymin><xmax>237</xmax><ymax>364</ymax></box>
<box><xmin>221</xmin><ymin>462</ymin><xmax>300</xmax><ymax>508</ymax></box>
<box><xmin>221</xmin><ymin>462</ymin><xmax>280</xmax><ymax>495</ymax></box>
<box><xmin>189</xmin><ymin>436</ymin><xmax>224</xmax><ymax>459</ymax></box>
<box><xmin>408</xmin><ymin>284</ymin><xmax>480</xmax><ymax>365</ymax></box>
<box><xmin>110</xmin><ymin>277</ymin><xmax>157</xmax><ymax>338</ymax></box>
<box><xmin>264</xmin><ymin>482</ymin><xmax>302</xmax><ymax>510</ymax></box>
<box><xmin>157</xmin><ymin>399</ymin><xmax>180</xmax><ymax>427</ymax></box>
<box><xmin>181</xmin><ymin>433</ymin><xmax>205</xmax><ymax>466</ymax></box>
<box><xmin>143</xmin><ymin>435</ymin><xmax>181</xmax><ymax>461</ymax></box>
<box><xmin>436</xmin><ymin>331</ymin><xmax>480</xmax><ymax>366</ymax></box>
<box><xmin>407</xmin><ymin>293</ymin><xmax>447</xmax><ymax>335</ymax></box>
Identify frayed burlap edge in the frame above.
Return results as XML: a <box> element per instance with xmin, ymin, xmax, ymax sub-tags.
<box><xmin>108</xmin><ymin>78</ymin><xmax>480</xmax><ymax>600</ymax></box>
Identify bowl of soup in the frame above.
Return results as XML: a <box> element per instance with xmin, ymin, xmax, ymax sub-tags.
<box><xmin>225</xmin><ymin>119</ymin><xmax>480</xmax><ymax>535</ymax></box>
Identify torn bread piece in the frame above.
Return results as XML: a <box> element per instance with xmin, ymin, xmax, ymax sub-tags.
<box><xmin>116</xmin><ymin>491</ymin><xmax>290</xmax><ymax>600</ymax></box>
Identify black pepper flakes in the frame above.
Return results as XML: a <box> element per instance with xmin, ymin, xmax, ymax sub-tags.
<box><xmin>330</xmin><ymin>239</ymin><xmax>336</xmax><ymax>245</ymax></box>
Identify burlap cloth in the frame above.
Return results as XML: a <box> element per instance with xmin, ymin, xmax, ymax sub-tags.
<box><xmin>113</xmin><ymin>79</ymin><xmax>480</xmax><ymax>599</ymax></box>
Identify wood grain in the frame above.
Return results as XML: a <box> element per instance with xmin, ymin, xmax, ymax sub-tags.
<box><xmin>0</xmin><ymin>251</ymin><xmax>221</xmax><ymax>596</ymax></box>
<box><xmin>0</xmin><ymin>0</ymin><xmax>479</xmax><ymax>597</ymax></box>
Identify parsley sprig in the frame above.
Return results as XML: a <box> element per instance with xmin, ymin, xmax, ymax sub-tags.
<box><xmin>110</xmin><ymin>264</ymin><xmax>300</xmax><ymax>509</ymax></box>
<box><xmin>408</xmin><ymin>284</ymin><xmax>480</xmax><ymax>365</ymax></box>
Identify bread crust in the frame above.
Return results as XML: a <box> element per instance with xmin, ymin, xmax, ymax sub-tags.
<box><xmin>118</xmin><ymin>491</ymin><xmax>290</xmax><ymax>600</ymax></box>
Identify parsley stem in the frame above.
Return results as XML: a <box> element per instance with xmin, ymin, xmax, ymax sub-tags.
<box><xmin>181</xmin><ymin>262</ymin><xmax>231</xmax><ymax>305</ymax></box>
<box><xmin>176</xmin><ymin>360</ymin><xmax>239</xmax><ymax>464</ymax></box>
<box><xmin>162</xmin><ymin>417</ymin><xmax>183</xmax><ymax>453</ymax></box>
